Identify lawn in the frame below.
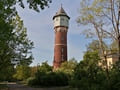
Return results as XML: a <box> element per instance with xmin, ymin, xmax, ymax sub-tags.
<box><xmin>0</xmin><ymin>84</ymin><xmax>8</xmax><ymax>90</ymax></box>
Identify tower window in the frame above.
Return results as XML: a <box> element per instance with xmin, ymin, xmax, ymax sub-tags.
<box><xmin>61</xmin><ymin>37</ymin><xmax>64</xmax><ymax>41</ymax></box>
<box><xmin>61</xmin><ymin>48</ymin><xmax>64</xmax><ymax>61</ymax></box>
<box><xmin>62</xmin><ymin>48</ymin><xmax>64</xmax><ymax>53</ymax></box>
<box><xmin>61</xmin><ymin>18</ymin><xmax>64</xmax><ymax>21</ymax></box>
<box><xmin>62</xmin><ymin>55</ymin><xmax>64</xmax><ymax>61</ymax></box>
<box><xmin>56</xmin><ymin>18</ymin><xmax>58</xmax><ymax>21</ymax></box>
<box><xmin>66</xmin><ymin>19</ymin><xmax>68</xmax><ymax>22</ymax></box>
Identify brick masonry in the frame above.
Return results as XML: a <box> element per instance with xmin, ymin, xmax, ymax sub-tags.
<box><xmin>53</xmin><ymin>26</ymin><xmax>68</xmax><ymax>69</ymax></box>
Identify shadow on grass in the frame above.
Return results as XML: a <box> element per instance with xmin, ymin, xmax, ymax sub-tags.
<box><xmin>0</xmin><ymin>84</ymin><xmax>8</xmax><ymax>90</ymax></box>
<box><xmin>29</xmin><ymin>86</ymin><xmax>78</xmax><ymax>90</ymax></box>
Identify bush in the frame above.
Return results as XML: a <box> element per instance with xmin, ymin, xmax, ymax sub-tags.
<box><xmin>27</xmin><ymin>77</ymin><xmax>35</xmax><ymax>85</ymax></box>
<box><xmin>28</xmin><ymin>71</ymin><xmax>69</xmax><ymax>87</ymax></box>
<box><xmin>13</xmin><ymin>65</ymin><xmax>31</xmax><ymax>81</ymax></box>
<box><xmin>69</xmin><ymin>51</ymin><xmax>107</xmax><ymax>90</ymax></box>
<box><xmin>69</xmin><ymin>79</ymin><xmax>81</xmax><ymax>88</ymax></box>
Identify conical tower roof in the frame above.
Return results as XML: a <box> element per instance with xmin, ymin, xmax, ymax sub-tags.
<box><xmin>56</xmin><ymin>6</ymin><xmax>67</xmax><ymax>15</ymax></box>
<box><xmin>53</xmin><ymin>6</ymin><xmax>70</xmax><ymax>20</ymax></box>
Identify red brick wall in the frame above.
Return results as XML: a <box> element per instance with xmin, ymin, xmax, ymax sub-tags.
<box><xmin>53</xmin><ymin>26</ymin><xmax>68</xmax><ymax>69</ymax></box>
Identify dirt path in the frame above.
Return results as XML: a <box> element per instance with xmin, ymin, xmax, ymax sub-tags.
<box><xmin>7</xmin><ymin>82</ymin><xmax>73</xmax><ymax>90</ymax></box>
<box><xmin>7</xmin><ymin>82</ymin><xmax>40</xmax><ymax>90</ymax></box>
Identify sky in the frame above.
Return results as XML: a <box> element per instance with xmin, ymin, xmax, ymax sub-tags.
<box><xmin>16</xmin><ymin>0</ymin><xmax>92</xmax><ymax>66</ymax></box>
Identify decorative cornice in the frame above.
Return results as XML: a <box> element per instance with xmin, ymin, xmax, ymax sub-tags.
<box><xmin>55</xmin><ymin>44</ymin><xmax>67</xmax><ymax>46</ymax></box>
<box><xmin>54</xmin><ymin>28</ymin><xmax>68</xmax><ymax>32</ymax></box>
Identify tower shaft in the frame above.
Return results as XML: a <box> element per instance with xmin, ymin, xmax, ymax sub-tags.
<box><xmin>53</xmin><ymin>27</ymin><xmax>68</xmax><ymax>69</ymax></box>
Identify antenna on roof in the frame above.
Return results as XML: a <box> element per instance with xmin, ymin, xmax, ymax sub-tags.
<box><xmin>61</xmin><ymin>3</ymin><xmax>63</xmax><ymax>8</ymax></box>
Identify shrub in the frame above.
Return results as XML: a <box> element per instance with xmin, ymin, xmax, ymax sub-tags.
<box><xmin>28</xmin><ymin>71</ymin><xmax>69</xmax><ymax>87</ymax></box>
<box><xmin>27</xmin><ymin>77</ymin><xmax>35</xmax><ymax>85</ymax></box>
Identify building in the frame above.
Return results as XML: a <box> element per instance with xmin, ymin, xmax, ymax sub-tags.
<box><xmin>106</xmin><ymin>53</ymin><xmax>119</xmax><ymax>68</ymax></box>
<box><xmin>53</xmin><ymin>6</ymin><xmax>70</xmax><ymax>69</ymax></box>
<box><xmin>99</xmin><ymin>51</ymin><xmax>119</xmax><ymax>69</ymax></box>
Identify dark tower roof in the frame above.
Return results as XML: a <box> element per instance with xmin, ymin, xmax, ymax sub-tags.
<box><xmin>53</xmin><ymin>6</ymin><xmax>70</xmax><ymax>20</ymax></box>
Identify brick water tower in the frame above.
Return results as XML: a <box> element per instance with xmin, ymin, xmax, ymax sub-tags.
<box><xmin>53</xmin><ymin>6</ymin><xmax>70</xmax><ymax>69</ymax></box>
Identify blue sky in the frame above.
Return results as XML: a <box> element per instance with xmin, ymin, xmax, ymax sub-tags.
<box><xmin>16</xmin><ymin>0</ymin><xmax>92</xmax><ymax>66</ymax></box>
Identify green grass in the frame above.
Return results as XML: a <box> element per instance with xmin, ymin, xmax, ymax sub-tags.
<box><xmin>46</xmin><ymin>87</ymin><xmax>78</xmax><ymax>90</ymax></box>
<box><xmin>0</xmin><ymin>84</ymin><xmax>8</xmax><ymax>90</ymax></box>
<box><xmin>32</xmin><ymin>86</ymin><xmax>78</xmax><ymax>90</ymax></box>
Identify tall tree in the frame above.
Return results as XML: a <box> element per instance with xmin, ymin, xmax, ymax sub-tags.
<box><xmin>0</xmin><ymin>0</ymin><xmax>52</xmax><ymax>79</ymax></box>
<box><xmin>12</xmin><ymin>15</ymin><xmax>33</xmax><ymax>65</ymax></box>
<box><xmin>77</xmin><ymin>0</ymin><xmax>120</xmax><ymax>86</ymax></box>
<box><xmin>77</xmin><ymin>0</ymin><xmax>120</xmax><ymax>60</ymax></box>
<box><xmin>0</xmin><ymin>14</ymin><xmax>33</xmax><ymax>81</ymax></box>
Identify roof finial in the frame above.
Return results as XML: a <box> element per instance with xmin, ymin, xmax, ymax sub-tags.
<box><xmin>61</xmin><ymin>3</ymin><xmax>62</xmax><ymax>8</ymax></box>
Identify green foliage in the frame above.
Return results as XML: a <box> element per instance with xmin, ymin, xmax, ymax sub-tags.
<box><xmin>0</xmin><ymin>14</ymin><xmax>33</xmax><ymax>81</ymax></box>
<box><xmin>87</xmin><ymin>40</ymin><xmax>108</xmax><ymax>53</ymax></box>
<box><xmin>77</xmin><ymin>0</ymin><xmax>120</xmax><ymax>51</ymax></box>
<box><xmin>57</xmin><ymin>58</ymin><xmax>78</xmax><ymax>78</ymax></box>
<box><xmin>0</xmin><ymin>64</ymin><xmax>15</xmax><ymax>81</ymax></box>
<box><xmin>28</xmin><ymin>62</ymin><xmax>69</xmax><ymax>87</ymax></box>
<box><xmin>70</xmin><ymin>51</ymin><xmax>107</xmax><ymax>90</ymax></box>
<box><xmin>12</xmin><ymin>15</ymin><xmax>33</xmax><ymax>65</ymax></box>
<box><xmin>0</xmin><ymin>0</ymin><xmax>16</xmax><ymax>80</ymax></box>
<box><xmin>77</xmin><ymin>0</ymin><xmax>120</xmax><ymax>86</ymax></box>
<box><xmin>26</xmin><ymin>0</ymin><xmax>52</xmax><ymax>12</ymax></box>
<box><xmin>109</xmin><ymin>40</ymin><xmax>118</xmax><ymax>52</ymax></box>
<box><xmin>13</xmin><ymin>65</ymin><xmax>31</xmax><ymax>81</ymax></box>
<box><xmin>38</xmin><ymin>61</ymin><xmax>52</xmax><ymax>72</ymax></box>
<box><xmin>0</xmin><ymin>0</ymin><xmax>51</xmax><ymax>81</ymax></box>
<box><xmin>0</xmin><ymin>84</ymin><xmax>8</xmax><ymax>89</ymax></box>
<box><xmin>77</xmin><ymin>0</ymin><xmax>109</xmax><ymax>26</ymax></box>
<box><xmin>109</xmin><ymin>61</ymin><xmax>120</xmax><ymax>90</ymax></box>
<box><xmin>30</xmin><ymin>66</ymin><xmax>38</xmax><ymax>77</ymax></box>
<box><xmin>70</xmin><ymin>45</ymin><xmax>120</xmax><ymax>89</ymax></box>
<box><xmin>28</xmin><ymin>71</ymin><xmax>69</xmax><ymax>87</ymax></box>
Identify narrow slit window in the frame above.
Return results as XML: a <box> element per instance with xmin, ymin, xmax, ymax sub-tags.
<box><xmin>62</xmin><ymin>48</ymin><xmax>64</xmax><ymax>53</ymax></box>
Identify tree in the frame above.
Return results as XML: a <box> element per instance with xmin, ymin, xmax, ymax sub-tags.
<box><xmin>77</xmin><ymin>0</ymin><xmax>120</xmax><ymax>60</ymax></box>
<box><xmin>17</xmin><ymin>0</ymin><xmax>52</xmax><ymax>12</ymax></box>
<box><xmin>30</xmin><ymin>66</ymin><xmax>38</xmax><ymax>77</ymax></box>
<box><xmin>13</xmin><ymin>65</ymin><xmax>31</xmax><ymax>80</ymax></box>
<box><xmin>0</xmin><ymin>0</ymin><xmax>51</xmax><ymax>65</ymax></box>
<box><xmin>109</xmin><ymin>60</ymin><xmax>120</xmax><ymax>90</ymax></box>
<box><xmin>38</xmin><ymin>61</ymin><xmax>52</xmax><ymax>72</ymax></box>
<box><xmin>71</xmin><ymin>51</ymin><xmax>106</xmax><ymax>89</ymax></box>
<box><xmin>0</xmin><ymin>0</ymin><xmax>52</xmax><ymax>80</ymax></box>
<box><xmin>109</xmin><ymin>40</ymin><xmax>118</xmax><ymax>53</ymax></box>
<box><xmin>57</xmin><ymin>58</ymin><xmax>78</xmax><ymax>76</ymax></box>
<box><xmin>28</xmin><ymin>61</ymin><xmax>69</xmax><ymax>87</ymax></box>
<box><xmin>77</xmin><ymin>0</ymin><xmax>120</xmax><ymax>86</ymax></box>
<box><xmin>87</xmin><ymin>40</ymin><xmax>108</xmax><ymax>53</ymax></box>
<box><xmin>12</xmin><ymin>15</ymin><xmax>33</xmax><ymax>65</ymax></box>
<box><xmin>0</xmin><ymin>14</ymin><xmax>33</xmax><ymax>81</ymax></box>
<box><xmin>0</xmin><ymin>64</ymin><xmax>15</xmax><ymax>81</ymax></box>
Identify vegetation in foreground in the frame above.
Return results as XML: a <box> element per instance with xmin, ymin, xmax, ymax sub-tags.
<box><xmin>0</xmin><ymin>40</ymin><xmax>120</xmax><ymax>90</ymax></box>
<box><xmin>0</xmin><ymin>84</ymin><xmax>8</xmax><ymax>90</ymax></box>
<box><xmin>27</xmin><ymin>40</ymin><xmax>120</xmax><ymax>90</ymax></box>
<box><xmin>0</xmin><ymin>39</ymin><xmax>120</xmax><ymax>90</ymax></box>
